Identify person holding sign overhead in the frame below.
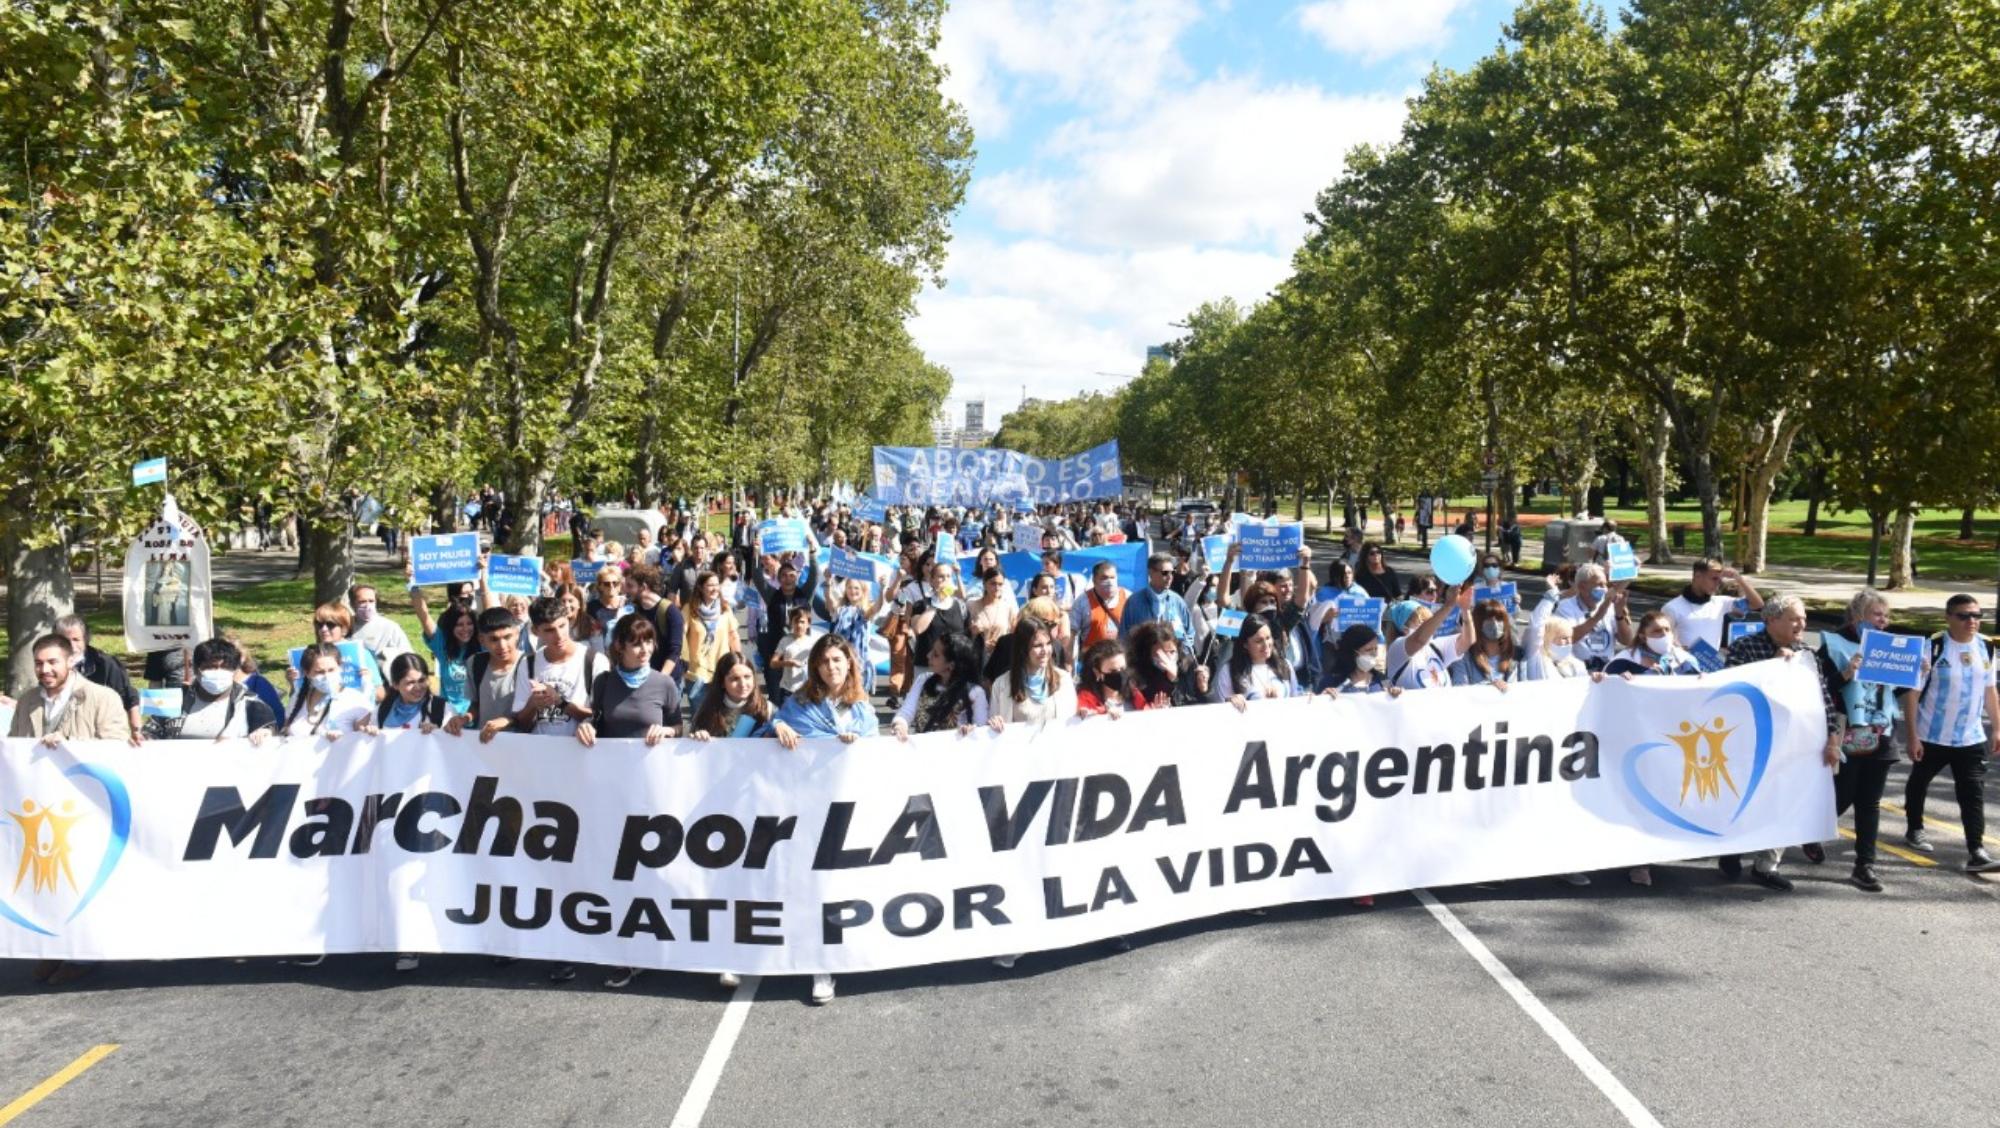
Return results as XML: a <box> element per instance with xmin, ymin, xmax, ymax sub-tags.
<box><xmin>1385</xmin><ymin>585</ymin><xmax>1475</xmax><ymax>690</ymax></box>
<box><xmin>1903</xmin><ymin>594</ymin><xmax>2000</xmax><ymax>871</ymax></box>
<box><xmin>1554</xmin><ymin>564</ymin><xmax>1631</xmax><ymax>671</ymax></box>
<box><xmin>1662</xmin><ymin>558</ymin><xmax>1765</xmax><ymax>654</ymax></box>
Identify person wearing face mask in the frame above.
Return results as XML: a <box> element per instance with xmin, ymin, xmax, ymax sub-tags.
<box><xmin>281</xmin><ymin>642</ymin><xmax>374</xmax><ymax>741</ymax></box>
<box><xmin>908</xmin><ymin>560</ymin><xmax>969</xmax><ymax>680</ymax></box>
<box><xmin>892</xmin><ymin>631</ymin><xmax>988</xmax><ymax>737</ymax></box>
<box><xmin>1448</xmin><ymin>601</ymin><xmax>1526</xmax><ymax>689</ymax></box>
<box><xmin>1553</xmin><ymin>564</ymin><xmax>1632</xmax><ymax>670</ymax></box>
<box><xmin>149</xmin><ymin>638</ymin><xmax>278</xmax><ymax>743</ymax></box>
<box><xmin>346</xmin><ymin>583</ymin><xmax>414</xmax><ymax>675</ymax></box>
<box><xmin>1604</xmin><ymin>612</ymin><xmax>1702</xmax><ymax>677</ymax></box>
<box><xmin>1318</xmin><ymin>625</ymin><xmax>1402</xmax><ymax>697</ymax></box>
<box><xmin>1071</xmin><ymin>561</ymin><xmax>1131</xmax><ymax>651</ymax></box>
<box><xmin>1125</xmin><ymin>621</ymin><xmax>1210</xmax><ymax>709</ymax></box>
<box><xmin>1384</xmin><ymin>585</ymin><xmax>1476</xmax><ymax>690</ymax></box>
<box><xmin>1075</xmin><ymin>640</ymin><xmax>1130</xmax><ymax>717</ymax></box>
<box><xmin>1718</xmin><ymin>595</ymin><xmax>1845</xmax><ymax>891</ymax></box>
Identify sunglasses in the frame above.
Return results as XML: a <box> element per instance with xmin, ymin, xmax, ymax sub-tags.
<box><xmin>1950</xmin><ymin>611</ymin><xmax>1983</xmax><ymax>622</ymax></box>
<box><xmin>314</xmin><ymin>620</ymin><xmax>340</xmax><ymax>630</ymax></box>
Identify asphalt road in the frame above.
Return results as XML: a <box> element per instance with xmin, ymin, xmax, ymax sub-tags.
<box><xmin>6</xmin><ymin>757</ymin><xmax>1999</xmax><ymax>1128</ymax></box>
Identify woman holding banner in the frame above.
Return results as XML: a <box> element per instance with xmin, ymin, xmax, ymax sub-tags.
<box><xmin>891</xmin><ymin>631</ymin><xmax>988</xmax><ymax>737</ymax></box>
<box><xmin>687</xmin><ymin>654</ymin><xmax>772</xmax><ymax>741</ymax></box>
<box><xmin>1125</xmin><ymin>621</ymin><xmax>1209</xmax><ymax>709</ymax></box>
<box><xmin>1603</xmin><ymin>612</ymin><xmax>1702</xmax><ymax>677</ymax></box>
<box><xmin>281</xmin><ymin>643</ymin><xmax>373</xmax><ymax>743</ymax></box>
<box><xmin>1075</xmin><ymin>640</ymin><xmax>1128</xmax><ymax>717</ymax></box>
<box><xmin>1318</xmin><ymin>624</ymin><xmax>1400</xmax><ymax>696</ymax></box>
<box><xmin>989</xmin><ymin>616</ymin><xmax>1078</xmax><ymax>730</ymax></box>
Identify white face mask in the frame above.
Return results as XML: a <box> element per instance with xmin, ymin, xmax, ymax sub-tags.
<box><xmin>1549</xmin><ymin>643</ymin><xmax>1574</xmax><ymax>664</ymax></box>
<box><xmin>1645</xmin><ymin>634</ymin><xmax>1673</xmax><ymax>656</ymax></box>
<box><xmin>198</xmin><ymin>669</ymin><xmax>236</xmax><ymax>695</ymax></box>
<box><xmin>1355</xmin><ymin>652</ymin><xmax>1378</xmax><ymax>673</ymax></box>
<box><xmin>1481</xmin><ymin>620</ymin><xmax>1507</xmax><ymax>641</ymax></box>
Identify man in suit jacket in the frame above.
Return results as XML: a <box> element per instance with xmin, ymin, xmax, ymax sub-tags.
<box><xmin>9</xmin><ymin>634</ymin><xmax>132</xmax><ymax>743</ymax></box>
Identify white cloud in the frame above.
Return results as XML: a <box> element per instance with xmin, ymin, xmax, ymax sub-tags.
<box><xmin>937</xmin><ymin>0</ymin><xmax>1203</xmax><ymax>137</ymax></box>
<box><xmin>970</xmin><ymin>76</ymin><xmax>1407</xmax><ymax>251</ymax></box>
<box><xmin>1295</xmin><ymin>0</ymin><xmax>1471</xmax><ymax>63</ymax></box>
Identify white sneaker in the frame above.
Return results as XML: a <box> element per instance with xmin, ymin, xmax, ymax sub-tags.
<box><xmin>394</xmin><ymin>954</ymin><xmax>420</xmax><ymax>972</ymax></box>
<box><xmin>992</xmin><ymin>954</ymin><xmax>1018</xmax><ymax>969</ymax></box>
<box><xmin>718</xmin><ymin>971</ymin><xmax>742</xmax><ymax>989</ymax></box>
<box><xmin>810</xmin><ymin>973</ymin><xmax>836</xmax><ymax>1004</ymax></box>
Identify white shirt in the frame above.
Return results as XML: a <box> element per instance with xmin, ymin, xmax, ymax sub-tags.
<box><xmin>1663</xmin><ymin>593</ymin><xmax>1749</xmax><ymax>652</ymax></box>
<box><xmin>510</xmin><ymin>646</ymin><xmax>598</xmax><ymax>737</ymax></box>
<box><xmin>1556</xmin><ymin>595</ymin><xmax>1617</xmax><ymax>665</ymax></box>
<box><xmin>1388</xmin><ymin>633</ymin><xmax>1465</xmax><ymax>690</ymax></box>
<box><xmin>352</xmin><ymin>613</ymin><xmax>414</xmax><ymax>667</ymax></box>
<box><xmin>778</xmin><ymin>633</ymin><xmax>818</xmax><ymax>694</ymax></box>
<box><xmin>283</xmin><ymin>688</ymin><xmax>372</xmax><ymax>738</ymax></box>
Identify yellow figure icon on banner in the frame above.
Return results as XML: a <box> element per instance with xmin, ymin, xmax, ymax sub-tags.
<box><xmin>9</xmin><ymin>798</ymin><xmax>84</xmax><ymax>895</ymax></box>
<box><xmin>1671</xmin><ymin>718</ymin><xmax>1740</xmax><ymax>805</ymax></box>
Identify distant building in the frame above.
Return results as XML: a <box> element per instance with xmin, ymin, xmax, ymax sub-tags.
<box><xmin>965</xmin><ymin>399</ymin><xmax>985</xmax><ymax>432</ymax></box>
<box><xmin>931</xmin><ymin>407</ymin><xmax>953</xmax><ymax>447</ymax></box>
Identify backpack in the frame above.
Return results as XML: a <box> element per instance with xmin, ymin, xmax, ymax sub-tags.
<box><xmin>147</xmin><ymin>684</ymin><xmax>246</xmax><ymax>740</ymax></box>
<box><xmin>1919</xmin><ymin>633</ymin><xmax>1993</xmax><ymax>704</ymax></box>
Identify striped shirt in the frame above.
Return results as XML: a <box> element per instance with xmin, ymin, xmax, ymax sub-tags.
<box><xmin>1916</xmin><ymin>636</ymin><xmax>1995</xmax><ymax>748</ymax></box>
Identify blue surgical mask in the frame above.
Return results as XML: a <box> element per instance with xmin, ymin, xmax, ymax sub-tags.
<box><xmin>310</xmin><ymin>673</ymin><xmax>339</xmax><ymax>696</ymax></box>
<box><xmin>1484</xmin><ymin>566</ymin><xmax>1501</xmax><ymax>584</ymax></box>
<box><xmin>1589</xmin><ymin>587</ymin><xmax>1608</xmax><ymax>603</ymax></box>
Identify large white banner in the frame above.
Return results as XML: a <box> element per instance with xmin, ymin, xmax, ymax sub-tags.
<box><xmin>0</xmin><ymin>663</ymin><xmax>1831</xmax><ymax>974</ymax></box>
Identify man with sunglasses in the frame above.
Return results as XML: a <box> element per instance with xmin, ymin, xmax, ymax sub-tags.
<box><xmin>1903</xmin><ymin>595</ymin><xmax>2000</xmax><ymax>870</ymax></box>
<box><xmin>1122</xmin><ymin>553</ymin><xmax>1194</xmax><ymax>647</ymax></box>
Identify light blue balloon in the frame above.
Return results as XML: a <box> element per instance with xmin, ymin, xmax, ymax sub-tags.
<box><xmin>1430</xmin><ymin>534</ymin><xmax>1476</xmax><ymax>586</ymax></box>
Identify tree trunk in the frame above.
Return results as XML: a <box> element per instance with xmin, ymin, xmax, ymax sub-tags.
<box><xmin>1498</xmin><ymin>467</ymin><xmax>1518</xmax><ymax>525</ymax></box>
<box><xmin>1564</xmin><ymin>450</ymin><xmax>1596</xmax><ymax>518</ymax></box>
<box><xmin>1324</xmin><ymin>484</ymin><xmax>1336</xmax><ymax>535</ymax></box>
<box><xmin>1641</xmin><ymin>405</ymin><xmax>1674</xmax><ymax>565</ymax></box>
<box><xmin>633</xmin><ymin>409</ymin><xmax>662</xmax><ymax>503</ymax></box>
<box><xmin>307</xmin><ymin>519</ymin><xmax>355</xmax><ymax>607</ymax></box>
<box><xmin>1292</xmin><ymin>486</ymin><xmax>1304</xmax><ymax>522</ymax></box>
<box><xmin>1688</xmin><ymin>448</ymin><xmax>1723</xmax><ymax>559</ymax></box>
<box><xmin>1739</xmin><ymin>409</ymin><xmax>1805</xmax><ymax>574</ymax></box>
<box><xmin>1888</xmin><ymin>508</ymin><xmax>1917</xmax><ymax>589</ymax></box>
<box><xmin>1865</xmin><ymin>511</ymin><xmax>1884</xmax><ymax>588</ymax></box>
<box><xmin>3</xmin><ymin>514</ymin><xmax>76</xmax><ymax>697</ymax></box>
<box><xmin>1960</xmin><ymin>506</ymin><xmax>1976</xmax><ymax>540</ymax></box>
<box><xmin>1801</xmin><ymin>463</ymin><xmax>1826</xmax><ymax>536</ymax></box>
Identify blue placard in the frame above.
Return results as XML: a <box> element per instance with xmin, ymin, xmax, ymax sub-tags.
<box><xmin>756</xmin><ymin>518</ymin><xmax>809</xmax><ymax>556</ymax></box>
<box><xmin>1857</xmin><ymin>629</ymin><xmax>1924</xmax><ymax>690</ymax></box>
<box><xmin>1606</xmin><ymin>542</ymin><xmax>1639</xmax><ymax>582</ymax></box>
<box><xmin>290</xmin><ymin>641</ymin><xmax>371</xmax><ymax>691</ymax></box>
<box><xmin>1201</xmin><ymin>534</ymin><xmax>1231</xmax><ymax>573</ymax></box>
<box><xmin>853</xmin><ymin>494</ymin><xmax>888</xmax><ymax>523</ymax></box>
<box><xmin>487</xmin><ymin>554</ymin><xmax>543</xmax><ymax>597</ymax></box>
<box><xmin>140</xmin><ymin>688</ymin><xmax>183</xmax><ymax>718</ymax></box>
<box><xmin>1236</xmin><ymin>522</ymin><xmax>1303</xmax><ymax>570</ymax></box>
<box><xmin>1687</xmin><ymin>637</ymin><xmax>1726</xmax><ymax>673</ymax></box>
<box><xmin>1473</xmin><ymin>583</ymin><xmax>1519</xmax><ymax>615</ymax></box>
<box><xmin>872</xmin><ymin>440</ymin><xmax>1122</xmax><ymax>506</ymax></box>
<box><xmin>1214</xmin><ymin>609</ymin><xmax>1247</xmax><ymax>639</ymax></box>
<box><xmin>463</xmin><ymin>500</ymin><xmax>482</xmax><ymax>519</ymax></box>
<box><xmin>1436</xmin><ymin>606</ymin><xmax>1462</xmax><ymax>635</ymax></box>
<box><xmin>1726</xmin><ymin>620</ymin><xmax>1765</xmax><ymax>644</ymax></box>
<box><xmin>132</xmin><ymin>457</ymin><xmax>167</xmax><ymax>486</ymax></box>
<box><xmin>571</xmin><ymin>559</ymin><xmax>605</xmax><ymax>586</ymax></box>
<box><xmin>829</xmin><ymin>547</ymin><xmax>884</xmax><ymax>585</ymax></box>
<box><xmin>411</xmin><ymin>532</ymin><xmax>482</xmax><ymax>585</ymax></box>
<box><xmin>962</xmin><ymin>522</ymin><xmax>983</xmax><ymax>548</ymax></box>
<box><xmin>1335</xmin><ymin>596</ymin><xmax>1384</xmax><ymax>633</ymax></box>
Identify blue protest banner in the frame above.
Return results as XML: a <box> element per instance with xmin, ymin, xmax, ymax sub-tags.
<box><xmin>1726</xmin><ymin>620</ymin><xmax>1765</xmax><ymax>645</ymax></box>
<box><xmin>1236</xmin><ymin>522</ymin><xmax>1303</xmax><ymax>570</ymax></box>
<box><xmin>410</xmin><ymin>532</ymin><xmax>481</xmax><ymax>585</ymax></box>
<box><xmin>1473</xmin><ymin>583</ymin><xmax>1519</xmax><ymax>615</ymax></box>
<box><xmin>1214</xmin><ymin>609</ymin><xmax>1247</xmax><ymax>638</ymax></box>
<box><xmin>290</xmin><ymin>641</ymin><xmax>372</xmax><ymax>691</ymax></box>
<box><xmin>958</xmin><ymin>543</ymin><xmax>1148</xmax><ymax>604</ymax></box>
<box><xmin>872</xmin><ymin>440</ymin><xmax>1122</xmax><ymax>506</ymax></box>
<box><xmin>1606</xmin><ymin>542</ymin><xmax>1639</xmax><ymax>583</ymax></box>
<box><xmin>829</xmin><ymin>547</ymin><xmax>885</xmax><ymax>585</ymax></box>
<box><xmin>1335</xmin><ymin>596</ymin><xmax>1385</xmax><ymax>633</ymax></box>
<box><xmin>487</xmin><ymin>554</ymin><xmax>543</xmax><ymax>597</ymax></box>
<box><xmin>132</xmin><ymin>457</ymin><xmax>167</xmax><ymax>486</ymax></box>
<box><xmin>853</xmin><ymin>494</ymin><xmax>888</xmax><ymax>523</ymax></box>
<box><xmin>140</xmin><ymin>688</ymin><xmax>183</xmax><ymax>718</ymax></box>
<box><xmin>756</xmin><ymin>518</ymin><xmax>809</xmax><ymax>556</ymax></box>
<box><xmin>571</xmin><ymin>559</ymin><xmax>605</xmax><ymax>586</ymax></box>
<box><xmin>1201</xmin><ymin>534</ymin><xmax>1231</xmax><ymax>573</ymax></box>
<box><xmin>1687</xmin><ymin>638</ymin><xmax>1727</xmax><ymax>673</ymax></box>
<box><xmin>1857</xmin><ymin>629</ymin><xmax>1924</xmax><ymax>689</ymax></box>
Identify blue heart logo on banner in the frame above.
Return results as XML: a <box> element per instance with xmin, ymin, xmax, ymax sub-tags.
<box><xmin>0</xmin><ymin>761</ymin><xmax>133</xmax><ymax>936</ymax></box>
<box><xmin>1619</xmin><ymin>684</ymin><xmax>1774</xmax><ymax>838</ymax></box>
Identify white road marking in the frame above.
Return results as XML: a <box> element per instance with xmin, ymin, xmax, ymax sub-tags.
<box><xmin>668</xmin><ymin>976</ymin><xmax>761</xmax><ymax>1128</ymax></box>
<box><xmin>1417</xmin><ymin>890</ymin><xmax>1665</xmax><ymax>1128</ymax></box>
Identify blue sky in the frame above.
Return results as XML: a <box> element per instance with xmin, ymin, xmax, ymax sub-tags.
<box><xmin>913</xmin><ymin>0</ymin><xmax>1522</xmax><ymax>429</ymax></box>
